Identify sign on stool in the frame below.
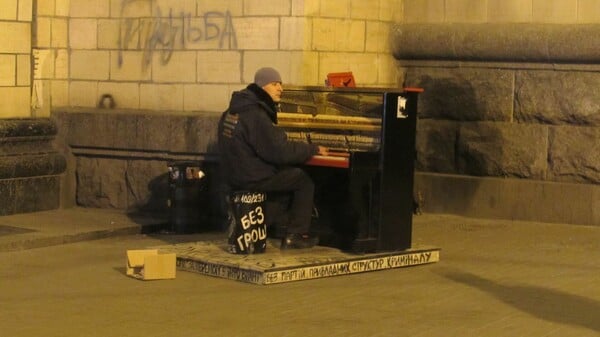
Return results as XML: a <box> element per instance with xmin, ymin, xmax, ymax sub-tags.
<box><xmin>227</xmin><ymin>191</ymin><xmax>267</xmax><ymax>254</ymax></box>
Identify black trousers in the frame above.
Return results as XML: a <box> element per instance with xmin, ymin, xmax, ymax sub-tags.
<box><xmin>245</xmin><ymin>167</ymin><xmax>314</xmax><ymax>235</ymax></box>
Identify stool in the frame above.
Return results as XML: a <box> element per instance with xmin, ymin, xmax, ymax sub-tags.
<box><xmin>226</xmin><ymin>191</ymin><xmax>268</xmax><ymax>254</ymax></box>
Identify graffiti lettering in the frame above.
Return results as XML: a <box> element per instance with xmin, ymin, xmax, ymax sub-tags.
<box><xmin>118</xmin><ymin>0</ymin><xmax>237</xmax><ymax>70</ymax></box>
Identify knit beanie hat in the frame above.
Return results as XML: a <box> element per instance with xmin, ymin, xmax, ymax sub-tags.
<box><xmin>254</xmin><ymin>67</ymin><xmax>282</xmax><ymax>87</ymax></box>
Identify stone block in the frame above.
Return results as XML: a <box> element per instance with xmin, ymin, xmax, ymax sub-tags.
<box><xmin>532</xmin><ymin>0</ymin><xmax>577</xmax><ymax>23</ymax></box>
<box><xmin>110</xmin><ymin>51</ymin><xmax>152</xmax><ymax>81</ymax></box>
<box><xmin>13</xmin><ymin>153</ymin><xmax>66</xmax><ymax>179</ymax></box>
<box><xmin>0</xmin><ymin>135</ymin><xmax>53</xmax><ymax>154</ymax></box>
<box><xmin>392</xmin><ymin>24</ymin><xmax>600</xmax><ymax>63</ymax></box>
<box><xmin>55</xmin><ymin>50</ymin><xmax>69</xmax><ymax>79</ymax></box>
<box><xmin>0</xmin><ymin>157</ymin><xmax>15</xmax><ymax>178</ymax></box>
<box><xmin>392</xmin><ymin>24</ymin><xmax>455</xmax><ymax>60</ymax></box>
<box><xmin>168</xmin><ymin>115</ymin><xmax>220</xmax><ymax>154</ymax></box>
<box><xmin>153</xmin><ymin>0</ymin><xmax>196</xmax><ymax>16</ymax></box>
<box><xmin>456</xmin><ymin>122</ymin><xmax>548</xmax><ymax>179</ymax></box>
<box><xmin>109</xmin><ymin>113</ymin><xmax>138</xmax><ymax>149</ymax></box>
<box><xmin>0</xmin><ymin>87</ymin><xmax>30</xmax><ymax>118</ymax></box>
<box><xmin>319</xmin><ymin>52</ymin><xmax>379</xmax><ymax>85</ymax></box>
<box><xmin>292</xmin><ymin>0</ymin><xmax>320</xmax><ymax>16</ymax></box>
<box><xmin>97</xmin><ymin>82</ymin><xmax>140</xmax><ymax>109</ymax></box>
<box><xmin>36</xmin><ymin>0</ymin><xmax>54</xmax><ymax>16</ymax></box>
<box><xmin>51</xmin><ymin>18</ymin><xmax>68</xmax><ymax>48</ymax></box>
<box><xmin>366</xmin><ymin>22</ymin><xmax>391</xmax><ymax>53</ymax></box>
<box><xmin>18</xmin><ymin>0</ymin><xmax>32</xmax><ymax>21</ymax></box>
<box><xmin>69</xmin><ymin>18</ymin><xmax>97</xmax><ymax>49</ymax></box>
<box><xmin>0</xmin><ymin>55</ymin><xmax>15</xmax><ymax>86</ymax></box>
<box><xmin>0</xmin><ymin>22</ymin><xmax>30</xmax><ymax>53</ymax></box>
<box><xmin>515</xmin><ymin>70</ymin><xmax>600</xmax><ymax>126</ymax></box>
<box><xmin>35</xmin><ymin>17</ymin><xmax>52</xmax><ymax>47</ymax></box>
<box><xmin>446</xmin><ymin>0</ymin><xmax>487</xmax><ymax>23</ymax></box>
<box><xmin>70</xmin><ymin>50</ymin><xmax>109</xmax><ymax>80</ymax></box>
<box><xmin>0</xmin><ymin>118</ymin><xmax>66</xmax><ymax>215</ymax></box>
<box><xmin>415</xmin><ymin>172</ymin><xmax>600</xmax><ymax>226</ymax></box>
<box><xmin>152</xmin><ymin>51</ymin><xmax>197</xmax><ymax>83</ymax></box>
<box><xmin>17</xmin><ymin>54</ymin><xmax>30</xmax><ymax>86</ymax></box>
<box><xmin>66</xmin><ymin>112</ymin><xmax>111</xmax><ymax>148</ymax></box>
<box><xmin>320</xmin><ymin>0</ymin><xmax>350</xmax><ymax>18</ymax></box>
<box><xmin>380</xmin><ymin>0</ymin><xmax>403</xmax><ymax>22</ymax></box>
<box><xmin>197</xmin><ymin>0</ymin><xmax>243</xmax><ymax>16</ymax></box>
<box><xmin>112</xmin><ymin>0</ymin><xmax>153</xmax><ymax>17</ymax></box>
<box><xmin>244</xmin><ymin>0</ymin><xmax>291</xmax><ymax>15</ymax></box>
<box><xmin>281</xmin><ymin>17</ymin><xmax>309</xmax><ymax>50</ymax></box>
<box><xmin>133</xmin><ymin>114</ymin><xmax>174</xmax><ymax>151</ymax></box>
<box><xmin>350</xmin><ymin>0</ymin><xmax>379</xmax><ymax>20</ymax></box>
<box><xmin>197</xmin><ymin>51</ymin><xmax>241</xmax><ymax>83</ymax></box>
<box><xmin>14</xmin><ymin>177</ymin><xmax>60</xmax><ymax>213</ymax></box>
<box><xmin>76</xmin><ymin>157</ymin><xmax>128</xmax><ymax>209</ymax></box>
<box><xmin>288</xmin><ymin>51</ymin><xmax>320</xmax><ymax>85</ymax></box>
<box><xmin>578</xmin><ymin>0</ymin><xmax>600</xmax><ymax>23</ymax></box>
<box><xmin>404</xmin><ymin>67</ymin><xmax>514</xmax><ymax>122</ymax></box>
<box><xmin>69</xmin><ymin>81</ymin><xmax>98</xmax><ymax>107</ymax></box>
<box><xmin>0</xmin><ymin>180</ymin><xmax>16</xmax><ymax>215</ymax></box>
<box><xmin>312</xmin><ymin>18</ymin><xmax>335</xmax><ymax>51</ymax></box>
<box><xmin>56</xmin><ymin>0</ymin><xmax>69</xmax><ymax>16</ymax></box>
<box><xmin>403</xmin><ymin>0</ymin><xmax>445</xmax><ymax>23</ymax></box>
<box><xmin>125</xmin><ymin>159</ymin><xmax>169</xmax><ymax>212</ymax></box>
<box><xmin>0</xmin><ymin>0</ymin><xmax>17</xmax><ymax>20</ymax></box>
<box><xmin>546</xmin><ymin>25</ymin><xmax>600</xmax><ymax>64</ymax></box>
<box><xmin>0</xmin><ymin>118</ymin><xmax>57</xmax><ymax>138</ymax></box>
<box><xmin>97</xmin><ymin>19</ymin><xmax>119</xmax><ymax>49</ymax></box>
<box><xmin>184</xmin><ymin>84</ymin><xmax>232</xmax><ymax>112</ymax></box>
<box><xmin>140</xmin><ymin>84</ymin><xmax>184</xmax><ymax>111</ymax></box>
<box><xmin>51</xmin><ymin>80</ymin><xmax>69</xmax><ymax>106</ymax></box>
<box><xmin>488</xmin><ymin>0</ymin><xmax>532</xmax><ymax>23</ymax></box>
<box><xmin>377</xmin><ymin>53</ymin><xmax>400</xmax><ymax>87</ymax></box>
<box><xmin>312</xmin><ymin>18</ymin><xmax>365</xmax><ymax>52</ymax></box>
<box><xmin>234</xmin><ymin>17</ymin><xmax>279</xmax><ymax>50</ymax></box>
<box><xmin>65</xmin><ymin>110</ymin><xmax>220</xmax><ymax>154</ymax></box>
<box><xmin>549</xmin><ymin>126</ymin><xmax>600</xmax><ymax>184</ymax></box>
<box><xmin>70</xmin><ymin>0</ymin><xmax>110</xmax><ymax>18</ymax></box>
<box><xmin>415</xmin><ymin>119</ymin><xmax>459</xmax><ymax>173</ymax></box>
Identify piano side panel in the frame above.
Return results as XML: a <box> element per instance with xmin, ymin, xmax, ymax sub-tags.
<box><xmin>378</xmin><ymin>92</ymin><xmax>419</xmax><ymax>251</ymax></box>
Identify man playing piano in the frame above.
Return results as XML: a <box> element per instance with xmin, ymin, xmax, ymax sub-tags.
<box><xmin>218</xmin><ymin>67</ymin><xmax>328</xmax><ymax>249</ymax></box>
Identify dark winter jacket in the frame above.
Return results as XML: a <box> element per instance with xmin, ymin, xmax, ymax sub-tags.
<box><xmin>218</xmin><ymin>83</ymin><xmax>318</xmax><ymax>188</ymax></box>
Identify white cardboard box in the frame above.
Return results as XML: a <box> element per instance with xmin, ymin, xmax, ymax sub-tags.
<box><xmin>126</xmin><ymin>249</ymin><xmax>176</xmax><ymax>280</ymax></box>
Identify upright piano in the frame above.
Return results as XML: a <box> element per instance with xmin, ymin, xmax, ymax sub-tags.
<box><xmin>278</xmin><ymin>86</ymin><xmax>423</xmax><ymax>253</ymax></box>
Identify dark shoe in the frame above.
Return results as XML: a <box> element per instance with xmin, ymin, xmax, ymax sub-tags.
<box><xmin>280</xmin><ymin>233</ymin><xmax>319</xmax><ymax>249</ymax></box>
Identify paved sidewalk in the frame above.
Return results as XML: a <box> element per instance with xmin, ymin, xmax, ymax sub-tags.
<box><xmin>0</xmin><ymin>207</ymin><xmax>599</xmax><ymax>336</ymax></box>
<box><xmin>0</xmin><ymin>207</ymin><xmax>164</xmax><ymax>252</ymax></box>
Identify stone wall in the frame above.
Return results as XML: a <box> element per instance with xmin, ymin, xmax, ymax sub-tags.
<box><xmin>393</xmin><ymin>23</ymin><xmax>600</xmax><ymax>226</ymax></box>
<box><xmin>33</xmin><ymin>0</ymin><xmax>401</xmax><ymax>117</ymax></box>
<box><xmin>0</xmin><ymin>118</ymin><xmax>66</xmax><ymax>215</ymax></box>
<box><xmin>0</xmin><ymin>0</ymin><xmax>32</xmax><ymax>118</ymax></box>
<box><xmin>52</xmin><ymin>108</ymin><xmax>225</xmax><ymax>229</ymax></box>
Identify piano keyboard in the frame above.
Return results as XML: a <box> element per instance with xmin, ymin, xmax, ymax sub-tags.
<box><xmin>305</xmin><ymin>152</ymin><xmax>350</xmax><ymax>169</ymax></box>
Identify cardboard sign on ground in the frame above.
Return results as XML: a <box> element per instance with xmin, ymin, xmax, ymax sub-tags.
<box><xmin>126</xmin><ymin>249</ymin><xmax>176</xmax><ymax>280</ymax></box>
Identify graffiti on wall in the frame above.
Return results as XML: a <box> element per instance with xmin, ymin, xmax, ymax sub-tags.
<box><xmin>118</xmin><ymin>0</ymin><xmax>237</xmax><ymax>70</ymax></box>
